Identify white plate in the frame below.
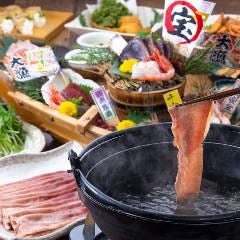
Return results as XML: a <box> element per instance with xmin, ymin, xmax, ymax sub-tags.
<box><xmin>64</xmin><ymin>49</ymin><xmax>96</xmax><ymax>70</ymax></box>
<box><xmin>0</xmin><ymin>121</ymin><xmax>46</xmax><ymax>160</ymax></box>
<box><xmin>64</xmin><ymin>6</ymin><xmax>164</xmax><ymax>37</ymax></box>
<box><xmin>76</xmin><ymin>31</ymin><xmax>115</xmax><ymax>48</ymax></box>
<box><xmin>41</xmin><ymin>68</ymin><xmax>100</xmax><ymax>105</ymax></box>
<box><xmin>0</xmin><ymin>141</ymin><xmax>85</xmax><ymax>240</ymax></box>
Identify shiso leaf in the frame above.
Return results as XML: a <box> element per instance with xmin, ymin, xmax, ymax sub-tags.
<box><xmin>79</xmin><ymin>14</ymin><xmax>88</xmax><ymax>27</ymax></box>
<box><xmin>150</xmin><ymin>9</ymin><xmax>163</xmax><ymax>28</ymax></box>
<box><xmin>126</xmin><ymin>108</ymin><xmax>151</xmax><ymax>124</ymax></box>
<box><xmin>0</xmin><ymin>36</ymin><xmax>17</xmax><ymax>57</ymax></box>
<box><xmin>109</xmin><ymin>59</ymin><xmax>131</xmax><ymax>78</ymax></box>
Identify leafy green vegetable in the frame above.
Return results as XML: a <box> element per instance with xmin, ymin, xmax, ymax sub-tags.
<box><xmin>137</xmin><ymin>31</ymin><xmax>161</xmax><ymax>41</ymax></box>
<box><xmin>0</xmin><ymin>105</ymin><xmax>26</xmax><ymax>157</ymax></box>
<box><xmin>91</xmin><ymin>0</ymin><xmax>132</xmax><ymax>28</ymax></box>
<box><xmin>37</xmin><ymin>40</ymin><xmax>56</xmax><ymax>51</ymax></box>
<box><xmin>79</xmin><ymin>14</ymin><xmax>87</xmax><ymax>27</ymax></box>
<box><xmin>150</xmin><ymin>9</ymin><xmax>163</xmax><ymax>28</ymax></box>
<box><xmin>181</xmin><ymin>47</ymin><xmax>219</xmax><ymax>76</ymax></box>
<box><xmin>204</xmin><ymin>24</ymin><xmax>212</xmax><ymax>30</ymax></box>
<box><xmin>71</xmin><ymin>96</ymin><xmax>83</xmax><ymax>106</ymax></box>
<box><xmin>26</xmin><ymin>16</ymin><xmax>33</xmax><ymax>21</ymax></box>
<box><xmin>136</xmin><ymin>31</ymin><xmax>150</xmax><ymax>39</ymax></box>
<box><xmin>0</xmin><ymin>36</ymin><xmax>17</xmax><ymax>57</ymax></box>
<box><xmin>78</xmin><ymin>84</ymin><xmax>94</xmax><ymax>94</ymax></box>
<box><xmin>68</xmin><ymin>78</ymin><xmax>94</xmax><ymax>95</ymax></box>
<box><xmin>126</xmin><ymin>108</ymin><xmax>151</xmax><ymax>124</ymax></box>
<box><xmin>38</xmin><ymin>11</ymin><xmax>45</xmax><ymax>17</ymax></box>
<box><xmin>71</xmin><ymin>46</ymin><xmax>116</xmax><ymax>65</ymax></box>
<box><xmin>15</xmin><ymin>77</ymin><xmax>48</xmax><ymax>103</ymax></box>
<box><xmin>109</xmin><ymin>59</ymin><xmax>131</xmax><ymax>78</ymax></box>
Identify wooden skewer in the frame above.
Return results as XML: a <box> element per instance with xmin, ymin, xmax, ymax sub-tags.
<box><xmin>60</xmin><ymin>71</ymin><xmax>69</xmax><ymax>86</ymax></box>
<box><xmin>176</xmin><ymin>87</ymin><xmax>240</xmax><ymax>107</ymax></box>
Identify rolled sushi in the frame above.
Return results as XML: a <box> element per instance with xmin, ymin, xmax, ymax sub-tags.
<box><xmin>4</xmin><ymin>5</ymin><xmax>23</xmax><ymax>18</ymax></box>
<box><xmin>25</xmin><ymin>6</ymin><xmax>46</xmax><ymax>28</ymax></box>
<box><xmin>14</xmin><ymin>13</ymin><xmax>34</xmax><ymax>35</ymax></box>
<box><xmin>0</xmin><ymin>12</ymin><xmax>14</xmax><ymax>34</ymax></box>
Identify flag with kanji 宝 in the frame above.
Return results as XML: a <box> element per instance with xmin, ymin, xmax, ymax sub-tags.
<box><xmin>162</xmin><ymin>0</ymin><xmax>215</xmax><ymax>57</ymax></box>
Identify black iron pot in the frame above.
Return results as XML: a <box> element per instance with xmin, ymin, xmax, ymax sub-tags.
<box><xmin>69</xmin><ymin>123</ymin><xmax>240</xmax><ymax>240</ymax></box>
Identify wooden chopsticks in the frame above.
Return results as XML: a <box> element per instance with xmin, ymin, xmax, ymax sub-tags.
<box><xmin>176</xmin><ymin>87</ymin><xmax>240</xmax><ymax>107</ymax></box>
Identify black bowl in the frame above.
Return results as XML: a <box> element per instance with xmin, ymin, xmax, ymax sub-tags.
<box><xmin>70</xmin><ymin>123</ymin><xmax>240</xmax><ymax>240</ymax></box>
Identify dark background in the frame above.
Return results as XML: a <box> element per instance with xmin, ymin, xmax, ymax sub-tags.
<box><xmin>1</xmin><ymin>0</ymin><xmax>239</xmax><ymax>15</ymax></box>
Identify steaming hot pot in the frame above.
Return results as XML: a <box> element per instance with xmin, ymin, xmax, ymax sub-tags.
<box><xmin>69</xmin><ymin>123</ymin><xmax>240</xmax><ymax>240</ymax></box>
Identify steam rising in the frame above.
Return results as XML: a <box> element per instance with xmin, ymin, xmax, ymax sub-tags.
<box><xmin>77</xmin><ymin>123</ymin><xmax>240</xmax><ymax>216</ymax></box>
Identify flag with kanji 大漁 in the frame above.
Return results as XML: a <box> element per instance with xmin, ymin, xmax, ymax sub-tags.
<box><xmin>3</xmin><ymin>45</ymin><xmax>60</xmax><ymax>82</ymax></box>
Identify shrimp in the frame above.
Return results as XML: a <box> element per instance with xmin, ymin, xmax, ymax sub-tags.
<box><xmin>131</xmin><ymin>46</ymin><xmax>175</xmax><ymax>82</ymax></box>
<box><xmin>48</xmin><ymin>85</ymin><xmax>66</xmax><ymax>109</ymax></box>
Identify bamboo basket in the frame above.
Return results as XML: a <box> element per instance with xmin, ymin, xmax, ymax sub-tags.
<box><xmin>0</xmin><ymin>70</ymin><xmax>111</xmax><ymax>147</ymax></box>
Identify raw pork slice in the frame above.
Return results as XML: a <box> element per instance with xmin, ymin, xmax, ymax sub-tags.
<box><xmin>169</xmin><ymin>101</ymin><xmax>214</xmax><ymax>203</ymax></box>
<box><xmin>0</xmin><ymin>171</ymin><xmax>87</xmax><ymax>238</ymax></box>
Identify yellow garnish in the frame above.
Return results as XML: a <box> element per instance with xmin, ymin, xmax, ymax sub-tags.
<box><xmin>119</xmin><ymin>59</ymin><xmax>138</xmax><ymax>73</ymax></box>
<box><xmin>116</xmin><ymin>120</ymin><xmax>137</xmax><ymax>131</ymax></box>
<box><xmin>58</xmin><ymin>101</ymin><xmax>78</xmax><ymax>117</ymax></box>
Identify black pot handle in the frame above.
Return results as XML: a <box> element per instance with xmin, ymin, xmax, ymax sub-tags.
<box><xmin>68</xmin><ymin>149</ymin><xmax>81</xmax><ymax>171</ymax></box>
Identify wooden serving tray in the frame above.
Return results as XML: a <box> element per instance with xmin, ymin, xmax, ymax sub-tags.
<box><xmin>0</xmin><ymin>8</ymin><xmax>74</xmax><ymax>41</ymax></box>
<box><xmin>0</xmin><ymin>70</ymin><xmax>111</xmax><ymax>147</ymax></box>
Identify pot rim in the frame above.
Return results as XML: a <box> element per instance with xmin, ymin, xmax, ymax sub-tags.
<box><xmin>74</xmin><ymin>123</ymin><xmax>240</xmax><ymax>223</ymax></box>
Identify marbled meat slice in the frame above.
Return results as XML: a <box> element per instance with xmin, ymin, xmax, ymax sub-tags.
<box><xmin>10</xmin><ymin>200</ymin><xmax>87</xmax><ymax>234</ymax></box>
<box><xmin>2</xmin><ymin>191</ymin><xmax>80</xmax><ymax>231</ymax></box>
<box><xmin>0</xmin><ymin>171</ymin><xmax>87</xmax><ymax>238</ymax></box>
<box><xmin>169</xmin><ymin>101</ymin><xmax>214</xmax><ymax>203</ymax></box>
<box><xmin>0</xmin><ymin>171</ymin><xmax>70</xmax><ymax>193</ymax></box>
<box><xmin>0</xmin><ymin>178</ymin><xmax>75</xmax><ymax>200</ymax></box>
<box><xmin>15</xmin><ymin>203</ymin><xmax>87</xmax><ymax>238</ymax></box>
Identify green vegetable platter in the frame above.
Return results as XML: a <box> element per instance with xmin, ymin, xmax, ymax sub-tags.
<box><xmin>0</xmin><ymin>104</ymin><xmax>45</xmax><ymax>158</ymax></box>
<box><xmin>64</xmin><ymin>4</ymin><xmax>163</xmax><ymax>37</ymax></box>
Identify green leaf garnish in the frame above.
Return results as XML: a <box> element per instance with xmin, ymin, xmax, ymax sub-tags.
<box><xmin>0</xmin><ymin>36</ymin><xmax>17</xmax><ymax>57</ymax></box>
<box><xmin>109</xmin><ymin>59</ymin><xmax>131</xmax><ymax>78</ymax></box>
<box><xmin>126</xmin><ymin>108</ymin><xmax>151</xmax><ymax>124</ymax></box>
<box><xmin>0</xmin><ymin>104</ymin><xmax>26</xmax><ymax>157</ymax></box>
<box><xmin>79</xmin><ymin>14</ymin><xmax>87</xmax><ymax>27</ymax></box>
<box><xmin>150</xmin><ymin>9</ymin><xmax>163</xmax><ymax>28</ymax></box>
<box><xmin>181</xmin><ymin>47</ymin><xmax>219</xmax><ymax>76</ymax></box>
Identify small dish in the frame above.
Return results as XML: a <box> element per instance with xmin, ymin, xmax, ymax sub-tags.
<box><xmin>76</xmin><ymin>31</ymin><xmax>115</xmax><ymax>48</ymax></box>
<box><xmin>65</xmin><ymin>49</ymin><xmax>95</xmax><ymax>70</ymax></box>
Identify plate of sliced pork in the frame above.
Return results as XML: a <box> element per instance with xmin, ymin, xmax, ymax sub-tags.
<box><xmin>0</xmin><ymin>141</ymin><xmax>88</xmax><ymax>240</ymax></box>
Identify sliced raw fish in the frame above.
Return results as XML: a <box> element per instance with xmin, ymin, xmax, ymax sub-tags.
<box><xmin>61</xmin><ymin>83</ymin><xmax>93</xmax><ymax>105</ymax></box>
<box><xmin>143</xmin><ymin>35</ymin><xmax>156</xmax><ymax>55</ymax></box>
<box><xmin>120</xmin><ymin>38</ymin><xmax>150</xmax><ymax>61</ymax></box>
